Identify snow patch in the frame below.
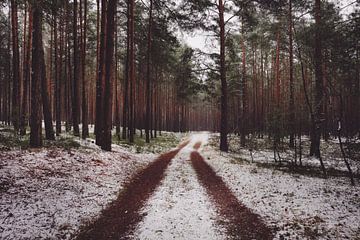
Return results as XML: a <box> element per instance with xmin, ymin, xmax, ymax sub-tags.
<box><xmin>134</xmin><ymin>143</ymin><xmax>226</xmax><ymax>240</ymax></box>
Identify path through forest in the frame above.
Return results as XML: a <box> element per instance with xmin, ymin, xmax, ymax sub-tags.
<box><xmin>76</xmin><ymin>134</ymin><xmax>273</xmax><ymax>240</ymax></box>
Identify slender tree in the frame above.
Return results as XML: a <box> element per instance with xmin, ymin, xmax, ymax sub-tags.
<box><xmin>11</xmin><ymin>0</ymin><xmax>21</xmax><ymax>133</ymax></box>
<box><xmin>288</xmin><ymin>0</ymin><xmax>295</xmax><ymax>148</ymax></box>
<box><xmin>145</xmin><ymin>0</ymin><xmax>153</xmax><ymax>143</ymax></box>
<box><xmin>219</xmin><ymin>0</ymin><xmax>228</xmax><ymax>152</ymax></box>
<box><xmin>128</xmin><ymin>0</ymin><xmax>135</xmax><ymax>143</ymax></box>
<box><xmin>81</xmin><ymin>0</ymin><xmax>89</xmax><ymax>139</ymax></box>
<box><xmin>41</xmin><ymin>44</ymin><xmax>55</xmax><ymax>141</ymax></box>
<box><xmin>101</xmin><ymin>0</ymin><xmax>117</xmax><ymax>150</ymax></box>
<box><xmin>72</xmin><ymin>0</ymin><xmax>80</xmax><ymax>136</ymax></box>
<box><xmin>30</xmin><ymin>1</ymin><xmax>43</xmax><ymax>147</ymax></box>
<box><xmin>20</xmin><ymin>3</ymin><xmax>32</xmax><ymax>136</ymax></box>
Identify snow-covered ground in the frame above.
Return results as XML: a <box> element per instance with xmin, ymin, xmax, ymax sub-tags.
<box><xmin>202</xmin><ymin>135</ymin><xmax>360</xmax><ymax>239</ymax></box>
<box><xmin>134</xmin><ymin>134</ymin><xmax>226</xmax><ymax>240</ymax></box>
<box><xmin>1</xmin><ymin>128</ymin><xmax>359</xmax><ymax>240</ymax></box>
<box><xmin>221</xmin><ymin>134</ymin><xmax>360</xmax><ymax>175</ymax></box>
<box><xmin>0</xmin><ymin>138</ymin><xmax>154</xmax><ymax>240</ymax></box>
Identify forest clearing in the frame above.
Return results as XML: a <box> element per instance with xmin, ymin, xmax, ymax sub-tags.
<box><xmin>0</xmin><ymin>0</ymin><xmax>360</xmax><ymax>239</ymax></box>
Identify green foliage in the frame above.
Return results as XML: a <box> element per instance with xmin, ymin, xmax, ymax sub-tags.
<box><xmin>0</xmin><ymin>125</ymin><xmax>80</xmax><ymax>151</ymax></box>
<box><xmin>112</xmin><ymin>132</ymin><xmax>179</xmax><ymax>154</ymax></box>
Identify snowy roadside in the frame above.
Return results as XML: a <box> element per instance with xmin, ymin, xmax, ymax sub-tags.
<box><xmin>218</xmin><ymin>134</ymin><xmax>360</xmax><ymax>175</ymax></box>
<box><xmin>202</xmin><ymin>141</ymin><xmax>360</xmax><ymax>239</ymax></box>
<box><xmin>0</xmin><ymin>138</ymin><xmax>154</xmax><ymax>240</ymax></box>
<box><xmin>134</xmin><ymin>134</ymin><xmax>226</xmax><ymax>240</ymax></box>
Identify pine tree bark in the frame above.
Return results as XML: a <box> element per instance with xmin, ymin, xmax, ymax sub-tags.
<box><xmin>41</xmin><ymin>45</ymin><xmax>55</xmax><ymax>141</ymax></box>
<box><xmin>241</xmin><ymin>35</ymin><xmax>247</xmax><ymax>147</ymax></box>
<box><xmin>101</xmin><ymin>0</ymin><xmax>116</xmax><ymax>151</ymax></box>
<box><xmin>218</xmin><ymin>0</ymin><xmax>228</xmax><ymax>152</ymax></box>
<box><xmin>289</xmin><ymin>0</ymin><xmax>295</xmax><ymax>147</ymax></box>
<box><xmin>81</xmin><ymin>0</ymin><xmax>89</xmax><ymax>139</ymax></box>
<box><xmin>11</xmin><ymin>0</ymin><xmax>21</xmax><ymax>133</ymax></box>
<box><xmin>122</xmin><ymin>8</ymin><xmax>129</xmax><ymax>140</ymax></box>
<box><xmin>95</xmin><ymin>0</ymin><xmax>107</xmax><ymax>145</ymax></box>
<box><xmin>54</xmin><ymin>9</ymin><xmax>61</xmax><ymax>136</ymax></box>
<box><xmin>30</xmin><ymin>1</ymin><xmax>43</xmax><ymax>147</ymax></box>
<box><xmin>72</xmin><ymin>0</ymin><xmax>80</xmax><ymax>136</ymax></box>
<box><xmin>312</xmin><ymin>0</ymin><xmax>324</xmax><ymax>158</ymax></box>
<box><xmin>145</xmin><ymin>0</ymin><xmax>153</xmax><ymax>143</ymax></box>
<box><xmin>20</xmin><ymin>4</ymin><xmax>32</xmax><ymax>136</ymax></box>
<box><xmin>312</xmin><ymin>0</ymin><xmax>326</xmax><ymax>175</ymax></box>
<box><xmin>128</xmin><ymin>0</ymin><xmax>135</xmax><ymax>143</ymax></box>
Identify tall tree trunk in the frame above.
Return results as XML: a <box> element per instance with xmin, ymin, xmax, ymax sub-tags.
<box><xmin>115</xmin><ymin>16</ymin><xmax>120</xmax><ymax>138</ymax></box>
<box><xmin>312</xmin><ymin>0</ymin><xmax>323</xmax><ymax>156</ymax></box>
<box><xmin>11</xmin><ymin>0</ymin><xmax>21</xmax><ymax>133</ymax></box>
<box><xmin>41</xmin><ymin>46</ymin><xmax>55</xmax><ymax>140</ymax></box>
<box><xmin>101</xmin><ymin>0</ymin><xmax>117</xmax><ymax>151</ymax></box>
<box><xmin>218</xmin><ymin>0</ymin><xmax>228</xmax><ymax>152</ymax></box>
<box><xmin>65</xmin><ymin>0</ymin><xmax>72</xmax><ymax>132</ymax></box>
<box><xmin>129</xmin><ymin>0</ymin><xmax>135</xmax><ymax>143</ymax></box>
<box><xmin>72</xmin><ymin>0</ymin><xmax>80</xmax><ymax>136</ymax></box>
<box><xmin>82</xmin><ymin>0</ymin><xmax>89</xmax><ymax>139</ymax></box>
<box><xmin>30</xmin><ymin>1</ymin><xmax>43</xmax><ymax>147</ymax></box>
<box><xmin>95</xmin><ymin>0</ymin><xmax>106</xmax><ymax>145</ymax></box>
<box><xmin>289</xmin><ymin>0</ymin><xmax>295</xmax><ymax>148</ymax></box>
<box><xmin>122</xmin><ymin>9</ymin><xmax>129</xmax><ymax>140</ymax></box>
<box><xmin>54</xmin><ymin>10</ymin><xmax>61</xmax><ymax>136</ymax></box>
<box><xmin>312</xmin><ymin>0</ymin><xmax>326</xmax><ymax>175</ymax></box>
<box><xmin>20</xmin><ymin>4</ymin><xmax>32</xmax><ymax>136</ymax></box>
<box><xmin>241</xmin><ymin>35</ymin><xmax>247</xmax><ymax>147</ymax></box>
<box><xmin>145</xmin><ymin>0</ymin><xmax>153</xmax><ymax>143</ymax></box>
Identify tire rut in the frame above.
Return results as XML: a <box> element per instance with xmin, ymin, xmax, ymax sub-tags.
<box><xmin>190</xmin><ymin>150</ymin><xmax>273</xmax><ymax>240</ymax></box>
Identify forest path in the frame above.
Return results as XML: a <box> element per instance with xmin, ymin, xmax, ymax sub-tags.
<box><xmin>76</xmin><ymin>134</ymin><xmax>273</xmax><ymax>240</ymax></box>
<box><xmin>75</xmin><ymin>140</ymin><xmax>190</xmax><ymax>240</ymax></box>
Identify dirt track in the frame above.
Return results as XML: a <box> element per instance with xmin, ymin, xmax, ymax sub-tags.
<box><xmin>190</xmin><ymin>149</ymin><xmax>273</xmax><ymax>240</ymax></box>
<box><xmin>76</xmin><ymin>142</ymin><xmax>188</xmax><ymax>240</ymax></box>
<box><xmin>76</xmin><ymin>139</ymin><xmax>273</xmax><ymax>239</ymax></box>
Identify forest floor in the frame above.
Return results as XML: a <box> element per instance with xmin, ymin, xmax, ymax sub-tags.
<box><xmin>1</xmin><ymin>125</ymin><xmax>360</xmax><ymax>240</ymax></box>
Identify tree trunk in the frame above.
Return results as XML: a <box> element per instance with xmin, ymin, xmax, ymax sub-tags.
<box><xmin>101</xmin><ymin>0</ymin><xmax>117</xmax><ymax>151</ymax></box>
<box><xmin>122</xmin><ymin>9</ymin><xmax>129</xmax><ymax>140</ymax></box>
<box><xmin>30</xmin><ymin>2</ymin><xmax>43</xmax><ymax>147</ymax></box>
<box><xmin>72</xmin><ymin>0</ymin><xmax>80</xmax><ymax>136</ymax></box>
<box><xmin>129</xmin><ymin>0</ymin><xmax>135</xmax><ymax>143</ymax></box>
<box><xmin>312</xmin><ymin>0</ymin><xmax>323</xmax><ymax>158</ymax></box>
<box><xmin>241</xmin><ymin>35</ymin><xmax>247</xmax><ymax>147</ymax></box>
<box><xmin>218</xmin><ymin>0</ymin><xmax>228</xmax><ymax>152</ymax></box>
<box><xmin>41</xmin><ymin>46</ymin><xmax>55</xmax><ymax>140</ymax></box>
<box><xmin>11</xmin><ymin>0</ymin><xmax>21</xmax><ymax>133</ymax></box>
<box><xmin>82</xmin><ymin>0</ymin><xmax>89</xmax><ymax>139</ymax></box>
<box><xmin>289</xmin><ymin>0</ymin><xmax>295</xmax><ymax>148</ymax></box>
<box><xmin>95</xmin><ymin>0</ymin><xmax>106</xmax><ymax>145</ymax></box>
<box><xmin>54</xmin><ymin>10</ymin><xmax>61</xmax><ymax>136</ymax></box>
<box><xmin>20</xmin><ymin>4</ymin><xmax>32</xmax><ymax>136</ymax></box>
<box><xmin>145</xmin><ymin>0</ymin><xmax>153</xmax><ymax>143</ymax></box>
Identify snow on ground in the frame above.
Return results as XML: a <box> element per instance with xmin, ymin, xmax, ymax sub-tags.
<box><xmin>202</xmin><ymin>134</ymin><xmax>360</xmax><ymax>240</ymax></box>
<box><xmin>0</xmin><ymin>137</ymin><xmax>154</xmax><ymax>240</ymax></box>
<box><xmin>134</xmin><ymin>135</ymin><xmax>226</xmax><ymax>240</ymax></box>
<box><xmin>224</xmin><ymin>134</ymin><xmax>360</xmax><ymax>175</ymax></box>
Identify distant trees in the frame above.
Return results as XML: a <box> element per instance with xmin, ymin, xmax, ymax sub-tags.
<box><xmin>0</xmin><ymin>0</ymin><xmax>358</xmax><ymax>155</ymax></box>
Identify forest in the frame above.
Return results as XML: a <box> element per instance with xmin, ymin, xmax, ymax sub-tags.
<box><xmin>0</xmin><ymin>0</ymin><xmax>359</xmax><ymax>239</ymax></box>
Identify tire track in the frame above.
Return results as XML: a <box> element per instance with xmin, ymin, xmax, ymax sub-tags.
<box><xmin>190</xmin><ymin>150</ymin><xmax>273</xmax><ymax>240</ymax></box>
